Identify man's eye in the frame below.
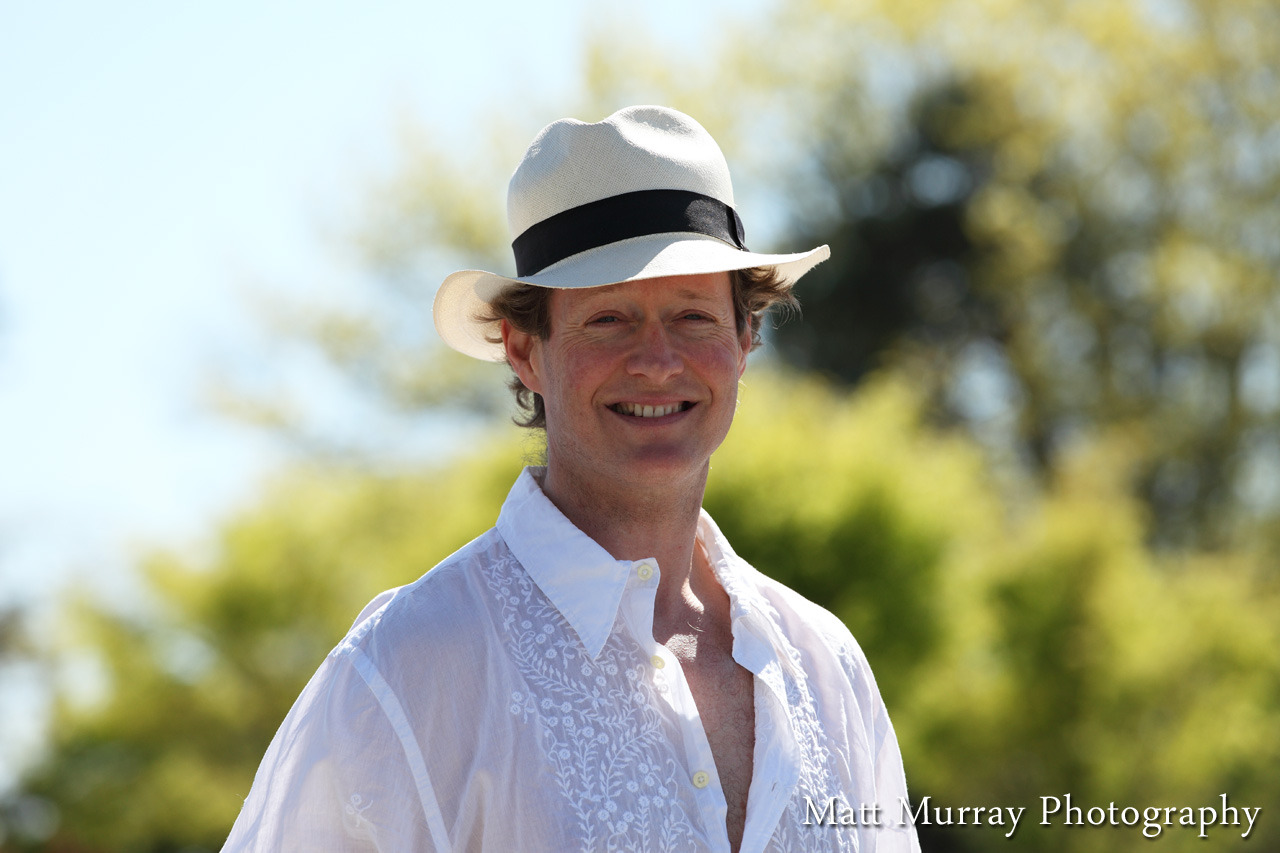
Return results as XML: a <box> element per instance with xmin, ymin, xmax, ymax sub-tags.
<box><xmin>591</xmin><ymin>315</ymin><xmax>621</xmax><ymax>324</ymax></box>
<box><xmin>682</xmin><ymin>312</ymin><xmax>711</xmax><ymax>321</ymax></box>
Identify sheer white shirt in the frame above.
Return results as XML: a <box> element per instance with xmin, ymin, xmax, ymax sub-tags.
<box><xmin>222</xmin><ymin>467</ymin><xmax>921</xmax><ymax>852</ymax></box>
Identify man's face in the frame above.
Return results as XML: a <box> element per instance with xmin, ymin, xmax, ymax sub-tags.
<box><xmin>505</xmin><ymin>271</ymin><xmax>751</xmax><ymax>493</ymax></box>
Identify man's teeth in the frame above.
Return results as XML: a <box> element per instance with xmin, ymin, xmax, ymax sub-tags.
<box><xmin>614</xmin><ymin>402</ymin><xmax>686</xmax><ymax>418</ymax></box>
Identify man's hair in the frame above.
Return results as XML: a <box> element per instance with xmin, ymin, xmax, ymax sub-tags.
<box><xmin>479</xmin><ymin>267</ymin><xmax>799</xmax><ymax>429</ymax></box>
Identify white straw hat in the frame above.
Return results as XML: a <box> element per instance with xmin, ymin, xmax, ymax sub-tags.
<box><xmin>433</xmin><ymin>105</ymin><xmax>830</xmax><ymax>361</ymax></box>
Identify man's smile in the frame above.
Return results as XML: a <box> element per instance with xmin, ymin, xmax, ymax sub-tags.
<box><xmin>608</xmin><ymin>401</ymin><xmax>695</xmax><ymax>418</ymax></box>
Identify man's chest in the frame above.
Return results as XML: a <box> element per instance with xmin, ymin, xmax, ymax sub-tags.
<box><xmin>677</xmin><ymin>648</ymin><xmax>758</xmax><ymax>848</ymax></box>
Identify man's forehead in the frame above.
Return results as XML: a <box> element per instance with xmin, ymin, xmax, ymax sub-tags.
<box><xmin>556</xmin><ymin>272</ymin><xmax>733</xmax><ymax>305</ymax></box>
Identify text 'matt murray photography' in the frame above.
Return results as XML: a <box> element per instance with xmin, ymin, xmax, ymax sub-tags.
<box><xmin>805</xmin><ymin>793</ymin><xmax>1261</xmax><ymax>840</ymax></box>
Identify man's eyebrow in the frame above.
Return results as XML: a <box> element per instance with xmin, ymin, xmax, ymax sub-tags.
<box><xmin>676</xmin><ymin>289</ymin><xmax>722</xmax><ymax>302</ymax></box>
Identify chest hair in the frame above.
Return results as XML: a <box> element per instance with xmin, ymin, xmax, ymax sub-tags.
<box><xmin>666</xmin><ymin>628</ymin><xmax>756</xmax><ymax>852</ymax></box>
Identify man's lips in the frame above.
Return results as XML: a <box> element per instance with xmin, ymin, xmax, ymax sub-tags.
<box><xmin>608</xmin><ymin>401</ymin><xmax>695</xmax><ymax>418</ymax></box>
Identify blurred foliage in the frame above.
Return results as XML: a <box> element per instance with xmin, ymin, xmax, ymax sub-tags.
<box><xmin>8</xmin><ymin>0</ymin><xmax>1280</xmax><ymax>849</ymax></box>
<box><xmin>7</xmin><ymin>377</ymin><xmax>1278</xmax><ymax>851</ymax></box>
<box><xmin>739</xmin><ymin>0</ymin><xmax>1280</xmax><ymax>552</ymax></box>
<box><xmin>0</xmin><ymin>609</ymin><xmax>27</xmax><ymax>661</ymax></box>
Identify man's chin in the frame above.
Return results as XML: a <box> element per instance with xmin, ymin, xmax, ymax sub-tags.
<box><xmin>610</xmin><ymin>448</ymin><xmax>714</xmax><ymax>483</ymax></box>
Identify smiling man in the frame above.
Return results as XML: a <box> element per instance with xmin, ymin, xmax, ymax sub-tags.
<box><xmin>223</xmin><ymin>106</ymin><xmax>920</xmax><ymax>853</ymax></box>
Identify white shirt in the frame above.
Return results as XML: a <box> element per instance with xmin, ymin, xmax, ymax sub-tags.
<box><xmin>223</xmin><ymin>468</ymin><xmax>921</xmax><ymax>852</ymax></box>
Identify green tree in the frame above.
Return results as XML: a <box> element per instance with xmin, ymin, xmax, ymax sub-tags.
<box><xmin>736</xmin><ymin>0</ymin><xmax>1280</xmax><ymax>551</ymax></box>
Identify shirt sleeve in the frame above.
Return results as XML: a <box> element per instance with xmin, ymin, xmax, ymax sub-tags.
<box><xmin>837</xmin><ymin>642</ymin><xmax>921</xmax><ymax>853</ymax></box>
<box><xmin>870</xmin><ymin>707</ymin><xmax>921</xmax><ymax>852</ymax></box>
<box><xmin>221</xmin><ymin>647</ymin><xmax>447</xmax><ymax>852</ymax></box>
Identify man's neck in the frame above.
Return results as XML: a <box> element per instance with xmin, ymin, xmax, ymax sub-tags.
<box><xmin>538</xmin><ymin>462</ymin><xmax>714</xmax><ymax>629</ymax></box>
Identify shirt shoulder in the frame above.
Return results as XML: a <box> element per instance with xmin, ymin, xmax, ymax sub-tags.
<box><xmin>334</xmin><ymin>526</ymin><xmax>514</xmax><ymax>671</ymax></box>
<box><xmin>220</xmin><ymin>532</ymin><xmax>521</xmax><ymax>853</ymax></box>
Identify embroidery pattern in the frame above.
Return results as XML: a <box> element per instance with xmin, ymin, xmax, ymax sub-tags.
<box><xmin>765</xmin><ymin>602</ymin><xmax>860</xmax><ymax>853</ymax></box>
<box><xmin>488</xmin><ymin>552</ymin><xmax>696</xmax><ymax>852</ymax></box>
<box><xmin>345</xmin><ymin>793</ymin><xmax>376</xmax><ymax>833</ymax></box>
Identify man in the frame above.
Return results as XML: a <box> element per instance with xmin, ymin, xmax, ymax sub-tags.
<box><xmin>224</xmin><ymin>105</ymin><xmax>920</xmax><ymax>852</ymax></box>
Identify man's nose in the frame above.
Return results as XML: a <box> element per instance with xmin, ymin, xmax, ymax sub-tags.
<box><xmin>626</xmin><ymin>321</ymin><xmax>683</xmax><ymax>381</ymax></box>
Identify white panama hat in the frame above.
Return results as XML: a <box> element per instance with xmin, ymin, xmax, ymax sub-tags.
<box><xmin>433</xmin><ymin>105</ymin><xmax>831</xmax><ymax>361</ymax></box>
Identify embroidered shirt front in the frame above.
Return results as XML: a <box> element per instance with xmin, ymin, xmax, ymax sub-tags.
<box><xmin>222</xmin><ymin>468</ymin><xmax>921</xmax><ymax>853</ymax></box>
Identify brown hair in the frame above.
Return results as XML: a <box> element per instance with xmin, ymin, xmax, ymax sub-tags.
<box><xmin>479</xmin><ymin>267</ymin><xmax>799</xmax><ymax>429</ymax></box>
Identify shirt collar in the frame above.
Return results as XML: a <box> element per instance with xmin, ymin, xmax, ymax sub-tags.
<box><xmin>495</xmin><ymin>467</ymin><xmax>800</xmax><ymax>677</ymax></box>
<box><xmin>495</xmin><ymin>467</ymin><xmax>635</xmax><ymax>659</ymax></box>
<box><xmin>697</xmin><ymin>511</ymin><xmax>762</xmax><ymax>613</ymax></box>
<box><xmin>699</xmin><ymin>510</ymin><xmax>806</xmax><ymax>684</ymax></box>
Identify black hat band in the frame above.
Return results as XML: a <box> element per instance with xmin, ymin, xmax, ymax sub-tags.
<box><xmin>512</xmin><ymin>188</ymin><xmax>748</xmax><ymax>278</ymax></box>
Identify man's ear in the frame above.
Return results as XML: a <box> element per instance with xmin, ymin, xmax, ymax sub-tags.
<box><xmin>737</xmin><ymin>326</ymin><xmax>752</xmax><ymax>379</ymax></box>
<box><xmin>501</xmin><ymin>320</ymin><xmax>544</xmax><ymax>394</ymax></box>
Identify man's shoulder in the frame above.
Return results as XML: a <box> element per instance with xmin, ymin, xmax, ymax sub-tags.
<box><xmin>336</xmin><ymin>525</ymin><xmax>512</xmax><ymax>658</ymax></box>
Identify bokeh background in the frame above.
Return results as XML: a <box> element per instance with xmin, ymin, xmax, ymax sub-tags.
<box><xmin>3</xmin><ymin>0</ymin><xmax>1279</xmax><ymax>850</ymax></box>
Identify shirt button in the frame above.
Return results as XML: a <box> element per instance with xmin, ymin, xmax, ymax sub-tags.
<box><xmin>650</xmin><ymin>655</ymin><xmax>665</xmax><ymax>669</ymax></box>
<box><xmin>637</xmin><ymin>563</ymin><xmax>654</xmax><ymax>581</ymax></box>
<box><xmin>692</xmin><ymin>771</ymin><xmax>710</xmax><ymax>788</ymax></box>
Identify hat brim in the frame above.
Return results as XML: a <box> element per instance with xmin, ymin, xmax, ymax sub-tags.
<box><xmin>434</xmin><ymin>233</ymin><xmax>831</xmax><ymax>361</ymax></box>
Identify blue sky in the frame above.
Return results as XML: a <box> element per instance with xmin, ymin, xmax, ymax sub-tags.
<box><xmin>0</xmin><ymin>0</ymin><xmax>580</xmax><ymax>604</ymax></box>
<box><xmin>0</xmin><ymin>0</ymin><xmax>763</xmax><ymax>783</ymax></box>
<box><xmin>0</xmin><ymin>0</ymin><xmax>756</xmax><ymax>598</ymax></box>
